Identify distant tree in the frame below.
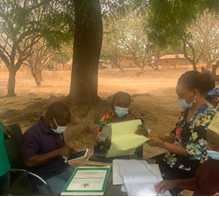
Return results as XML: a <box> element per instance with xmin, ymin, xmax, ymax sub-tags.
<box><xmin>0</xmin><ymin>0</ymin><xmax>74</xmax><ymax>96</ymax></box>
<box><xmin>102</xmin><ymin>19</ymin><xmax>125</xmax><ymax>72</ymax></box>
<box><xmin>181</xmin><ymin>32</ymin><xmax>202</xmax><ymax>71</ymax></box>
<box><xmin>192</xmin><ymin>11</ymin><xmax>219</xmax><ymax>70</ymax></box>
<box><xmin>117</xmin><ymin>12</ymin><xmax>157</xmax><ymax>75</ymax></box>
<box><xmin>49</xmin><ymin>44</ymin><xmax>73</xmax><ymax>66</ymax></box>
<box><xmin>24</xmin><ymin>38</ymin><xmax>52</xmax><ymax>86</ymax></box>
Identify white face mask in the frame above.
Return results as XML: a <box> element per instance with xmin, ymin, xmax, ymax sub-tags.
<box><xmin>115</xmin><ymin>106</ymin><xmax>129</xmax><ymax>117</ymax></box>
<box><xmin>50</xmin><ymin>118</ymin><xmax>67</xmax><ymax>134</ymax></box>
<box><xmin>178</xmin><ymin>91</ymin><xmax>196</xmax><ymax>109</ymax></box>
<box><xmin>207</xmin><ymin>150</ymin><xmax>219</xmax><ymax>160</ymax></box>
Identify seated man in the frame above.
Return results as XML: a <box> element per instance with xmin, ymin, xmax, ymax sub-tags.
<box><xmin>21</xmin><ymin>102</ymin><xmax>75</xmax><ymax>195</ymax></box>
<box><xmin>154</xmin><ymin>112</ymin><xmax>219</xmax><ymax>196</ymax></box>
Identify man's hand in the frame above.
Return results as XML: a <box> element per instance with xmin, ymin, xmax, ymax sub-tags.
<box><xmin>135</xmin><ymin>124</ymin><xmax>148</xmax><ymax>137</ymax></box>
<box><xmin>59</xmin><ymin>145</ymin><xmax>73</xmax><ymax>157</ymax></box>
<box><xmin>72</xmin><ymin>142</ymin><xmax>79</xmax><ymax>152</ymax></box>
<box><xmin>154</xmin><ymin>180</ymin><xmax>176</xmax><ymax>195</ymax></box>
<box><xmin>2</xmin><ymin>125</ymin><xmax>12</xmax><ymax>138</ymax></box>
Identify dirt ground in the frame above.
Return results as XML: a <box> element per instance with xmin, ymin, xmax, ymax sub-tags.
<box><xmin>0</xmin><ymin>66</ymin><xmax>202</xmax><ymax>195</ymax></box>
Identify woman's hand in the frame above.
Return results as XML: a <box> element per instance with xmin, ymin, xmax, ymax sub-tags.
<box><xmin>147</xmin><ymin>137</ymin><xmax>162</xmax><ymax>147</ymax></box>
<box><xmin>154</xmin><ymin>180</ymin><xmax>176</xmax><ymax>195</ymax></box>
<box><xmin>135</xmin><ymin>124</ymin><xmax>148</xmax><ymax>137</ymax></box>
<box><xmin>148</xmin><ymin>133</ymin><xmax>161</xmax><ymax>139</ymax></box>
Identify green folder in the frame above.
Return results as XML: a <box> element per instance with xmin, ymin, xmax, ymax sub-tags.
<box><xmin>61</xmin><ymin>166</ymin><xmax>111</xmax><ymax>196</ymax></box>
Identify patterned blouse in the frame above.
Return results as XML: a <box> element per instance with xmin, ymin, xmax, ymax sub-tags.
<box><xmin>96</xmin><ymin>110</ymin><xmax>143</xmax><ymax>154</ymax></box>
<box><xmin>163</xmin><ymin>103</ymin><xmax>216</xmax><ymax>172</ymax></box>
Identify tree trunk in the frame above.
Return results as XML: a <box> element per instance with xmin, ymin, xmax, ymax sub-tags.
<box><xmin>192</xmin><ymin>62</ymin><xmax>198</xmax><ymax>71</ymax></box>
<box><xmin>7</xmin><ymin>70</ymin><xmax>17</xmax><ymax>96</ymax></box>
<box><xmin>39</xmin><ymin>70</ymin><xmax>43</xmax><ymax>81</ymax></box>
<box><xmin>115</xmin><ymin>61</ymin><xmax>125</xmax><ymax>73</ymax></box>
<box><xmin>68</xmin><ymin>0</ymin><xmax>102</xmax><ymax>106</ymax></box>
<box><xmin>33</xmin><ymin>69</ymin><xmax>42</xmax><ymax>86</ymax></box>
<box><xmin>206</xmin><ymin>62</ymin><xmax>212</xmax><ymax>70</ymax></box>
<box><xmin>137</xmin><ymin>66</ymin><xmax>145</xmax><ymax>76</ymax></box>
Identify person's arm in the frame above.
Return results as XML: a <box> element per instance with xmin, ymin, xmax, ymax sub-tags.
<box><xmin>96</xmin><ymin>114</ymin><xmax>109</xmax><ymax>145</ymax></box>
<box><xmin>24</xmin><ymin>145</ymin><xmax>73</xmax><ymax>168</ymax></box>
<box><xmin>154</xmin><ymin>177</ymin><xmax>197</xmax><ymax>195</ymax></box>
<box><xmin>147</xmin><ymin>137</ymin><xmax>188</xmax><ymax>157</ymax></box>
<box><xmin>159</xmin><ymin>134</ymin><xmax>175</xmax><ymax>143</ymax></box>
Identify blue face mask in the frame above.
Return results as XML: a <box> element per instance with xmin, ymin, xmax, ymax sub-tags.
<box><xmin>177</xmin><ymin>91</ymin><xmax>195</xmax><ymax>109</ymax></box>
<box><xmin>177</xmin><ymin>99</ymin><xmax>193</xmax><ymax>109</ymax></box>
<box><xmin>115</xmin><ymin>106</ymin><xmax>129</xmax><ymax>117</ymax></box>
<box><xmin>207</xmin><ymin>150</ymin><xmax>219</xmax><ymax>160</ymax></box>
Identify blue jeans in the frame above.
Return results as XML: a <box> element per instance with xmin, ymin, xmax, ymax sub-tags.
<box><xmin>37</xmin><ymin>166</ymin><xmax>74</xmax><ymax>196</ymax></box>
<box><xmin>0</xmin><ymin>171</ymin><xmax>10</xmax><ymax>196</ymax></box>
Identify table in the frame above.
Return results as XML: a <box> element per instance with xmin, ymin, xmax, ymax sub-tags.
<box><xmin>84</xmin><ymin>158</ymin><xmax>156</xmax><ymax>196</ymax></box>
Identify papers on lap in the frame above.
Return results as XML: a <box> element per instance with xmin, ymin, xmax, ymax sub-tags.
<box><xmin>107</xmin><ymin>119</ymin><xmax>150</xmax><ymax>158</ymax></box>
<box><xmin>113</xmin><ymin>160</ymin><xmax>171</xmax><ymax>196</ymax></box>
<box><xmin>61</xmin><ymin>166</ymin><xmax>110</xmax><ymax>196</ymax></box>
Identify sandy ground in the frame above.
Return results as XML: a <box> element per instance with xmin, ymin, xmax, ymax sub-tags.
<box><xmin>0</xmin><ymin>66</ymin><xmax>201</xmax><ymax>195</ymax></box>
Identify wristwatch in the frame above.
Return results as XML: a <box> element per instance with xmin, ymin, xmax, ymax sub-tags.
<box><xmin>160</xmin><ymin>141</ymin><xmax>165</xmax><ymax>148</ymax></box>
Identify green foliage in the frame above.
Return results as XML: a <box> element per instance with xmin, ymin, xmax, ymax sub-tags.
<box><xmin>49</xmin><ymin>44</ymin><xmax>73</xmax><ymax>65</ymax></box>
<box><xmin>0</xmin><ymin>0</ymin><xmax>75</xmax><ymax>52</ymax></box>
<box><xmin>146</xmin><ymin>0</ymin><xmax>207</xmax><ymax>48</ymax></box>
<box><xmin>145</xmin><ymin>0</ymin><xmax>219</xmax><ymax>49</ymax></box>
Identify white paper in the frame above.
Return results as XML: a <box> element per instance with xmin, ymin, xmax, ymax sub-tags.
<box><xmin>121</xmin><ymin>185</ymin><xmax>127</xmax><ymax>192</ymax></box>
<box><xmin>114</xmin><ymin>160</ymin><xmax>162</xmax><ymax>183</ymax></box>
<box><xmin>124</xmin><ymin>177</ymin><xmax>170</xmax><ymax>196</ymax></box>
<box><xmin>113</xmin><ymin>161</ymin><xmax>160</xmax><ymax>185</ymax></box>
<box><xmin>113</xmin><ymin>160</ymin><xmax>171</xmax><ymax>196</ymax></box>
<box><xmin>113</xmin><ymin>163</ymin><xmax>124</xmax><ymax>185</ymax></box>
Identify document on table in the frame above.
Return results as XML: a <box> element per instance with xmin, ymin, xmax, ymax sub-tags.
<box><xmin>113</xmin><ymin>162</ymin><xmax>162</xmax><ymax>185</ymax></box>
<box><xmin>61</xmin><ymin>166</ymin><xmax>110</xmax><ymax>195</ymax></box>
<box><xmin>113</xmin><ymin>160</ymin><xmax>171</xmax><ymax>196</ymax></box>
<box><xmin>107</xmin><ymin>120</ymin><xmax>150</xmax><ymax>158</ymax></box>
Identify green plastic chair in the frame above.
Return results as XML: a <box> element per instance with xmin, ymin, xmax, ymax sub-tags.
<box><xmin>4</xmin><ymin>123</ymin><xmax>53</xmax><ymax>196</ymax></box>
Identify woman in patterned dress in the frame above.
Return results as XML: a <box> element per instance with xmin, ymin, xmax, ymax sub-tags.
<box><xmin>137</xmin><ymin>71</ymin><xmax>217</xmax><ymax>195</ymax></box>
<box><xmin>154</xmin><ymin>112</ymin><xmax>219</xmax><ymax>196</ymax></box>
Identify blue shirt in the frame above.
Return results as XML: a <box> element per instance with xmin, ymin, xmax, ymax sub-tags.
<box><xmin>21</xmin><ymin>118</ymin><xmax>69</xmax><ymax>185</ymax></box>
<box><xmin>0</xmin><ymin>122</ymin><xmax>10</xmax><ymax>176</ymax></box>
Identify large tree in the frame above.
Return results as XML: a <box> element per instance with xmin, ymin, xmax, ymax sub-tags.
<box><xmin>67</xmin><ymin>0</ymin><xmax>102</xmax><ymax>107</ymax></box>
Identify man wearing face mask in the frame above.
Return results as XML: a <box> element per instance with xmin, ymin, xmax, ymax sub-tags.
<box><xmin>21</xmin><ymin>102</ymin><xmax>75</xmax><ymax>195</ymax></box>
<box><xmin>96</xmin><ymin>91</ymin><xmax>147</xmax><ymax>156</ymax></box>
<box><xmin>136</xmin><ymin>71</ymin><xmax>217</xmax><ymax>195</ymax></box>
<box><xmin>154</xmin><ymin>112</ymin><xmax>219</xmax><ymax>196</ymax></box>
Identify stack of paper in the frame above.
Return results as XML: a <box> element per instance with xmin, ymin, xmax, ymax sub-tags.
<box><xmin>61</xmin><ymin>166</ymin><xmax>110</xmax><ymax>196</ymax></box>
<box><xmin>113</xmin><ymin>160</ymin><xmax>171</xmax><ymax>196</ymax></box>
<box><xmin>106</xmin><ymin>119</ymin><xmax>150</xmax><ymax>158</ymax></box>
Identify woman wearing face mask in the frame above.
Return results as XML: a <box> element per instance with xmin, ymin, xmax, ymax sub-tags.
<box><xmin>96</xmin><ymin>91</ymin><xmax>147</xmax><ymax>155</ymax></box>
<box><xmin>136</xmin><ymin>70</ymin><xmax>217</xmax><ymax>195</ymax></box>
<box><xmin>154</xmin><ymin>112</ymin><xmax>219</xmax><ymax>196</ymax></box>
